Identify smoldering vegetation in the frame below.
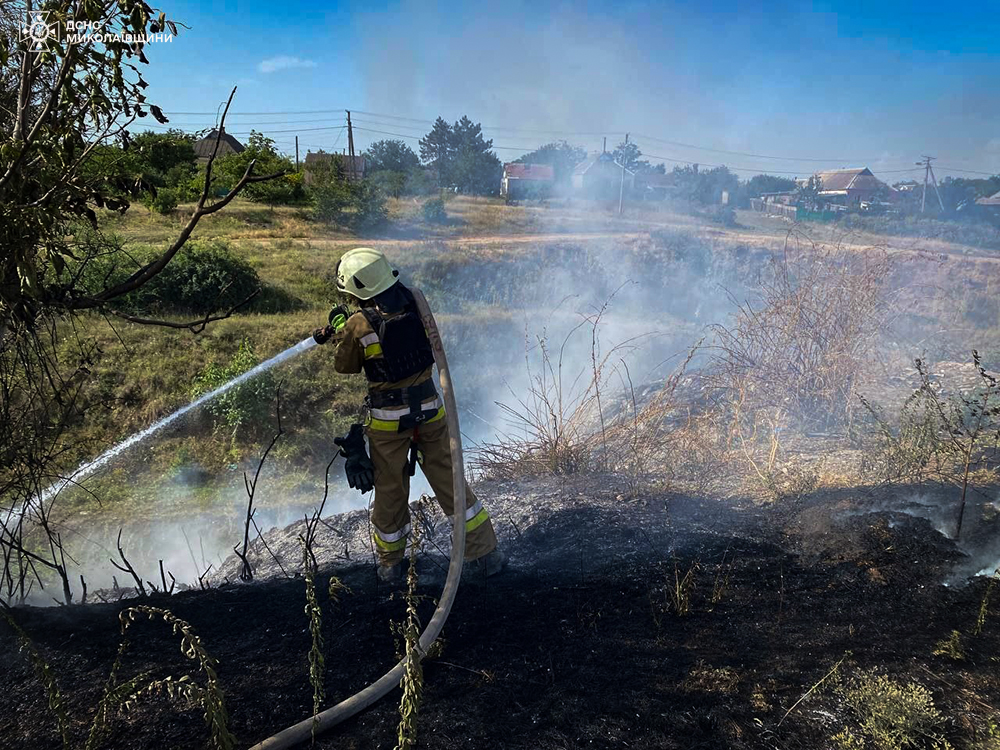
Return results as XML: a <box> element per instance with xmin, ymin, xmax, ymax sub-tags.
<box><xmin>3</xmin><ymin>219</ymin><xmax>999</xmax><ymax>608</ymax></box>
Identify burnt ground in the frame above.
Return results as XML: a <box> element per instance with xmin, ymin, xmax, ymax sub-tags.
<box><xmin>2</xmin><ymin>477</ymin><xmax>1000</xmax><ymax>750</ymax></box>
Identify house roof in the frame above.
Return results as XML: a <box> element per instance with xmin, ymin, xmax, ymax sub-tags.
<box><xmin>977</xmin><ymin>190</ymin><xmax>1000</xmax><ymax>206</ymax></box>
<box><xmin>504</xmin><ymin>163</ymin><xmax>555</xmax><ymax>181</ymax></box>
<box><xmin>192</xmin><ymin>128</ymin><xmax>244</xmax><ymax>158</ymax></box>
<box><xmin>814</xmin><ymin>167</ymin><xmax>885</xmax><ymax>195</ymax></box>
<box><xmin>573</xmin><ymin>152</ymin><xmax>635</xmax><ymax>177</ymax></box>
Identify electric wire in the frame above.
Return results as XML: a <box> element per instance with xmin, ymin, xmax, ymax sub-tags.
<box><xmin>151</xmin><ymin>107</ymin><xmax>998</xmax><ymax>178</ymax></box>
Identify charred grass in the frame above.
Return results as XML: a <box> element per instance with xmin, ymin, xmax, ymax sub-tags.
<box><xmin>2</xmin><ymin>490</ymin><xmax>1000</xmax><ymax>750</ymax></box>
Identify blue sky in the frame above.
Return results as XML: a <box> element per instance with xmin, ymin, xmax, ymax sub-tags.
<box><xmin>139</xmin><ymin>0</ymin><xmax>1000</xmax><ymax>180</ymax></box>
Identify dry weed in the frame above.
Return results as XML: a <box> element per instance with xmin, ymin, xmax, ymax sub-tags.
<box><xmin>708</xmin><ymin>241</ymin><xmax>891</xmax><ymax>431</ymax></box>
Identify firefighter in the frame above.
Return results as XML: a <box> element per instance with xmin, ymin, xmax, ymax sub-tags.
<box><xmin>313</xmin><ymin>247</ymin><xmax>505</xmax><ymax>582</ymax></box>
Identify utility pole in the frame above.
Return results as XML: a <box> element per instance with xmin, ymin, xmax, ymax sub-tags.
<box><xmin>917</xmin><ymin>155</ymin><xmax>944</xmax><ymax>213</ymax></box>
<box><xmin>294</xmin><ymin>136</ymin><xmax>299</xmax><ymax>171</ymax></box>
<box><xmin>346</xmin><ymin>110</ymin><xmax>355</xmax><ymax>179</ymax></box>
<box><xmin>618</xmin><ymin>133</ymin><xmax>629</xmax><ymax>215</ymax></box>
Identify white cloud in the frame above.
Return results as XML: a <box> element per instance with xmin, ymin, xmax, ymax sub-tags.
<box><xmin>257</xmin><ymin>56</ymin><xmax>317</xmax><ymax>74</ymax></box>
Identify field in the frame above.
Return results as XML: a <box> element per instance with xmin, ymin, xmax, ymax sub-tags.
<box><xmin>2</xmin><ymin>194</ymin><xmax>1000</xmax><ymax>750</ymax></box>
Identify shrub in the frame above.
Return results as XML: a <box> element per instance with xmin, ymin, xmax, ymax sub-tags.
<box><xmin>147</xmin><ymin>187</ymin><xmax>178</xmax><ymax>214</ymax></box>
<box><xmin>72</xmin><ymin>232</ymin><xmax>265</xmax><ymax>315</ymax></box>
<box><xmin>421</xmin><ymin>197</ymin><xmax>447</xmax><ymax>224</ymax></box>
<box><xmin>192</xmin><ymin>338</ymin><xmax>276</xmax><ymax>442</ymax></box>
<box><xmin>313</xmin><ymin>178</ymin><xmax>387</xmax><ymax>230</ymax></box>
<box><xmin>834</xmin><ymin>669</ymin><xmax>952</xmax><ymax>750</ymax></box>
<box><xmin>857</xmin><ymin>354</ymin><xmax>999</xmax><ymax>538</ymax></box>
<box><xmin>351</xmin><ymin>180</ymin><xmax>388</xmax><ymax>230</ymax></box>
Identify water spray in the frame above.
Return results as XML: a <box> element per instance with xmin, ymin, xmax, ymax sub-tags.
<box><xmin>31</xmin><ymin>337</ymin><xmax>317</xmax><ymax>510</ymax></box>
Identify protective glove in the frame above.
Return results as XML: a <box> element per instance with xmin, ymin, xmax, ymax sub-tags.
<box><xmin>312</xmin><ymin>325</ymin><xmax>335</xmax><ymax>345</ymax></box>
<box><xmin>328</xmin><ymin>305</ymin><xmax>349</xmax><ymax>332</ymax></box>
<box><xmin>334</xmin><ymin>424</ymin><xmax>375</xmax><ymax>494</ymax></box>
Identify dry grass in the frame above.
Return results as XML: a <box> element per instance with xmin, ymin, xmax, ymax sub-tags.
<box><xmin>857</xmin><ymin>353</ymin><xmax>1000</xmax><ymax>538</ymax></box>
<box><xmin>708</xmin><ymin>237</ymin><xmax>892</xmax><ymax>431</ymax></box>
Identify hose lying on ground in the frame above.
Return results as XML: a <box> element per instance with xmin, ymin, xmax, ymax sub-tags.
<box><xmin>249</xmin><ymin>288</ymin><xmax>467</xmax><ymax>750</ymax></box>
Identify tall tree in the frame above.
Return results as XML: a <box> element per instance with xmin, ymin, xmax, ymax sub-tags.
<box><xmin>612</xmin><ymin>141</ymin><xmax>653</xmax><ymax>174</ymax></box>
<box><xmin>449</xmin><ymin>116</ymin><xmax>499</xmax><ymax>194</ymax></box>
<box><xmin>419</xmin><ymin>115</ymin><xmax>500</xmax><ymax>194</ymax></box>
<box><xmin>418</xmin><ymin>117</ymin><xmax>454</xmax><ymax>176</ymax></box>
<box><xmin>364</xmin><ymin>139</ymin><xmax>420</xmax><ymax>174</ymax></box>
<box><xmin>130</xmin><ymin>129</ymin><xmax>196</xmax><ymax>176</ymax></box>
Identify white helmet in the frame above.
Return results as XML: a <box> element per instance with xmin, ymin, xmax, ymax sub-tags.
<box><xmin>336</xmin><ymin>247</ymin><xmax>399</xmax><ymax>300</ymax></box>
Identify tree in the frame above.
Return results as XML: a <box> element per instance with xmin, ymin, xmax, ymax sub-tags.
<box><xmin>612</xmin><ymin>140</ymin><xmax>663</xmax><ymax>175</ymax></box>
<box><xmin>418</xmin><ymin>117</ymin><xmax>454</xmax><ymax>177</ymax></box>
<box><xmin>131</xmin><ymin>129</ymin><xmax>196</xmax><ymax>179</ymax></box>
<box><xmin>364</xmin><ymin>140</ymin><xmax>424</xmax><ymax>198</ymax></box>
<box><xmin>743</xmin><ymin>174</ymin><xmax>797</xmax><ymax>199</ymax></box>
<box><xmin>937</xmin><ymin>176</ymin><xmax>1000</xmax><ymax>213</ymax></box>
<box><xmin>665</xmin><ymin>164</ymin><xmax>739</xmax><ymax>205</ymax></box>
<box><xmin>612</xmin><ymin>141</ymin><xmax>647</xmax><ymax>173</ymax></box>
<box><xmin>310</xmin><ymin>157</ymin><xmax>388</xmax><ymax>230</ymax></box>
<box><xmin>364</xmin><ymin>139</ymin><xmax>419</xmax><ymax>174</ymax></box>
<box><xmin>418</xmin><ymin>115</ymin><xmax>500</xmax><ymax>194</ymax></box>
<box><xmin>515</xmin><ymin>141</ymin><xmax>586</xmax><ymax>185</ymax></box>
<box><xmin>796</xmin><ymin>174</ymin><xmax>825</xmax><ymax>210</ymax></box>
<box><xmin>0</xmin><ymin>2</ymin><xmax>283</xmax><ymax>605</ymax></box>
<box><xmin>215</xmin><ymin>131</ymin><xmax>302</xmax><ymax>206</ymax></box>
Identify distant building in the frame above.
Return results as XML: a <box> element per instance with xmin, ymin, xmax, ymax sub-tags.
<box><xmin>633</xmin><ymin>172</ymin><xmax>677</xmax><ymax>201</ymax></box>
<box><xmin>193</xmin><ymin>128</ymin><xmax>245</xmax><ymax>164</ymax></box>
<box><xmin>977</xmin><ymin>189</ymin><xmax>1000</xmax><ymax>208</ymax></box>
<box><xmin>303</xmin><ymin>151</ymin><xmax>366</xmax><ymax>186</ymax></box>
<box><xmin>501</xmin><ymin>163</ymin><xmax>555</xmax><ymax>200</ymax></box>
<box><xmin>571</xmin><ymin>151</ymin><xmax>634</xmax><ymax>198</ymax></box>
<box><xmin>800</xmin><ymin>167</ymin><xmax>889</xmax><ymax>206</ymax></box>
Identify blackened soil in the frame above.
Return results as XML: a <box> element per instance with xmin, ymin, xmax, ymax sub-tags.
<box><xmin>2</xmin><ymin>488</ymin><xmax>999</xmax><ymax>750</ymax></box>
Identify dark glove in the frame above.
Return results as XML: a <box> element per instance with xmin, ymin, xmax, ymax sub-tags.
<box><xmin>312</xmin><ymin>325</ymin><xmax>335</xmax><ymax>345</ymax></box>
<box><xmin>334</xmin><ymin>424</ymin><xmax>375</xmax><ymax>494</ymax></box>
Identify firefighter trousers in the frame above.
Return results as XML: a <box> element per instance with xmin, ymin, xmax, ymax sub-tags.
<box><xmin>366</xmin><ymin>415</ymin><xmax>497</xmax><ymax>566</ymax></box>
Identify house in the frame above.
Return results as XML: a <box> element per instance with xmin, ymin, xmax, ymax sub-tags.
<box><xmin>192</xmin><ymin>128</ymin><xmax>244</xmax><ymax>164</ymax></box>
<box><xmin>803</xmin><ymin>167</ymin><xmax>889</xmax><ymax>206</ymax></box>
<box><xmin>632</xmin><ymin>172</ymin><xmax>677</xmax><ymax>201</ymax></box>
<box><xmin>501</xmin><ymin>163</ymin><xmax>555</xmax><ymax>200</ymax></box>
<box><xmin>303</xmin><ymin>151</ymin><xmax>366</xmax><ymax>186</ymax></box>
<box><xmin>571</xmin><ymin>151</ymin><xmax>634</xmax><ymax>198</ymax></box>
<box><xmin>977</xmin><ymin>189</ymin><xmax>1000</xmax><ymax>208</ymax></box>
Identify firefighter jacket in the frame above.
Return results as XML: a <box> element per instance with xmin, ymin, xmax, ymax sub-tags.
<box><xmin>333</xmin><ymin>285</ymin><xmax>442</xmax><ymax>432</ymax></box>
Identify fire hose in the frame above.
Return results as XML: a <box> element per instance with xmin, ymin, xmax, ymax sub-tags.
<box><xmin>249</xmin><ymin>289</ymin><xmax>466</xmax><ymax>750</ymax></box>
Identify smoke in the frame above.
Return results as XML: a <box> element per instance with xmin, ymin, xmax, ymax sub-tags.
<box><xmin>351</xmin><ymin>2</ymin><xmax>1000</xmax><ymax>177</ymax></box>
<box><xmin>843</xmin><ymin>487</ymin><xmax>1000</xmax><ymax>583</ymax></box>
<box><xmin>416</xmin><ymin>231</ymin><xmax>738</xmax><ymax>448</ymax></box>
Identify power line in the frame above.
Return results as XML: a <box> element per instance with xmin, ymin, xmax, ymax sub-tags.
<box><xmin>932</xmin><ymin>165</ymin><xmax>1000</xmax><ymax>177</ymax></box>
<box><xmin>162</xmin><ymin>108</ymin><xmax>346</xmax><ymax>115</ymax></box>
<box><xmin>632</xmin><ymin>132</ymin><xmax>886</xmax><ymax>164</ymax></box>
